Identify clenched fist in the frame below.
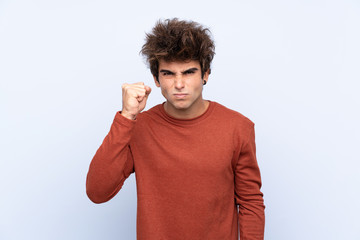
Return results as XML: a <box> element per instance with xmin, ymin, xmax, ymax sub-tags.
<box><xmin>121</xmin><ymin>82</ymin><xmax>152</xmax><ymax>120</ymax></box>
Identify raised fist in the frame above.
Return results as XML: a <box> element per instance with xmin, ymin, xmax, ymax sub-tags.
<box><xmin>121</xmin><ymin>82</ymin><xmax>151</xmax><ymax>120</ymax></box>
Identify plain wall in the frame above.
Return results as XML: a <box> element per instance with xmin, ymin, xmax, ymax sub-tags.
<box><xmin>1</xmin><ymin>0</ymin><xmax>359</xmax><ymax>239</ymax></box>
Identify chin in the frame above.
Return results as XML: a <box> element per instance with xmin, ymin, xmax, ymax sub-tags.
<box><xmin>170</xmin><ymin>100</ymin><xmax>191</xmax><ymax>110</ymax></box>
<box><xmin>174</xmin><ymin>103</ymin><xmax>190</xmax><ymax>110</ymax></box>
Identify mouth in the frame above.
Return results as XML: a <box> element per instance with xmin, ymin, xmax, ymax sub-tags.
<box><xmin>173</xmin><ymin>93</ymin><xmax>188</xmax><ymax>99</ymax></box>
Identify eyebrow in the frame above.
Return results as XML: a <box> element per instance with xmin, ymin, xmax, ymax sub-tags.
<box><xmin>159</xmin><ymin>67</ymin><xmax>199</xmax><ymax>74</ymax></box>
<box><xmin>181</xmin><ymin>68</ymin><xmax>199</xmax><ymax>74</ymax></box>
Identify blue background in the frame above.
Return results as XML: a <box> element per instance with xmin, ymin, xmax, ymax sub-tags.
<box><xmin>1</xmin><ymin>0</ymin><xmax>359</xmax><ymax>239</ymax></box>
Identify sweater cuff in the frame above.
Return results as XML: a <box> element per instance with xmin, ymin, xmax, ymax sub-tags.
<box><xmin>113</xmin><ymin>111</ymin><xmax>137</xmax><ymax>129</ymax></box>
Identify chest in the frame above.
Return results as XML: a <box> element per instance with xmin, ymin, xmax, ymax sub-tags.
<box><xmin>131</xmin><ymin>122</ymin><xmax>236</xmax><ymax>178</ymax></box>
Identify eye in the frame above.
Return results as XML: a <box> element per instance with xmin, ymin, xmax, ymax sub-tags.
<box><xmin>184</xmin><ymin>70</ymin><xmax>195</xmax><ymax>75</ymax></box>
<box><xmin>162</xmin><ymin>72</ymin><xmax>173</xmax><ymax>76</ymax></box>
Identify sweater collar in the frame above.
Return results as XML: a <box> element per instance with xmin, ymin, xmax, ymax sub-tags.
<box><xmin>157</xmin><ymin>100</ymin><xmax>215</xmax><ymax>126</ymax></box>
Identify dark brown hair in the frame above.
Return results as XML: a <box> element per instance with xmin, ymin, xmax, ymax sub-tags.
<box><xmin>140</xmin><ymin>18</ymin><xmax>215</xmax><ymax>81</ymax></box>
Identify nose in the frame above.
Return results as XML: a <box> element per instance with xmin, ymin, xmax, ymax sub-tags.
<box><xmin>174</xmin><ymin>75</ymin><xmax>185</xmax><ymax>90</ymax></box>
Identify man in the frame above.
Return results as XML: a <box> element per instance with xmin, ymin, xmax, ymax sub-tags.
<box><xmin>86</xmin><ymin>18</ymin><xmax>265</xmax><ymax>240</ymax></box>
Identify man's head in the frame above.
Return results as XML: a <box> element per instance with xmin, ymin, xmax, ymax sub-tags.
<box><xmin>140</xmin><ymin>18</ymin><xmax>215</xmax><ymax>81</ymax></box>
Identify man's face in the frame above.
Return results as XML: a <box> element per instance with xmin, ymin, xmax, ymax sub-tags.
<box><xmin>154</xmin><ymin>59</ymin><xmax>209</xmax><ymax>118</ymax></box>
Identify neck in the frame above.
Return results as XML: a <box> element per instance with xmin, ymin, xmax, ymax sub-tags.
<box><xmin>164</xmin><ymin>99</ymin><xmax>209</xmax><ymax>119</ymax></box>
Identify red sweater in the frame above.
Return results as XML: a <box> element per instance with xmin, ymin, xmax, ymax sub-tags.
<box><xmin>86</xmin><ymin>101</ymin><xmax>265</xmax><ymax>240</ymax></box>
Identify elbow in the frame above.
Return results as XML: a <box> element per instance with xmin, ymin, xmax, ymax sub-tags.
<box><xmin>86</xmin><ymin>178</ymin><xmax>121</xmax><ymax>204</ymax></box>
<box><xmin>86</xmin><ymin>170</ymin><xmax>125</xmax><ymax>204</ymax></box>
<box><xmin>86</xmin><ymin>184</ymin><xmax>108</xmax><ymax>204</ymax></box>
<box><xmin>86</xmin><ymin>189</ymin><xmax>107</xmax><ymax>204</ymax></box>
<box><xmin>86</xmin><ymin>169</ymin><xmax>110</xmax><ymax>204</ymax></box>
<box><xmin>86</xmin><ymin>178</ymin><xmax>112</xmax><ymax>204</ymax></box>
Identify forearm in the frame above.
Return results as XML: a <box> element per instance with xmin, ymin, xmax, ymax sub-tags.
<box><xmin>235</xmin><ymin>124</ymin><xmax>265</xmax><ymax>239</ymax></box>
<box><xmin>86</xmin><ymin>112</ymin><xmax>135</xmax><ymax>203</ymax></box>
<box><xmin>238</xmin><ymin>195</ymin><xmax>265</xmax><ymax>239</ymax></box>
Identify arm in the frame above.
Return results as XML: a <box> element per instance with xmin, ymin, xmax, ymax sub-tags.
<box><xmin>86</xmin><ymin>113</ymin><xmax>136</xmax><ymax>203</ymax></box>
<box><xmin>235</xmin><ymin>124</ymin><xmax>265</xmax><ymax>240</ymax></box>
<box><xmin>86</xmin><ymin>82</ymin><xmax>151</xmax><ymax>203</ymax></box>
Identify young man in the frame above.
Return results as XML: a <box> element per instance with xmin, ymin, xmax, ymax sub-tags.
<box><xmin>86</xmin><ymin>18</ymin><xmax>265</xmax><ymax>240</ymax></box>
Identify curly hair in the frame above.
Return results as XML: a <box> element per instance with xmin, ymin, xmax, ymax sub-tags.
<box><xmin>140</xmin><ymin>18</ymin><xmax>215</xmax><ymax>81</ymax></box>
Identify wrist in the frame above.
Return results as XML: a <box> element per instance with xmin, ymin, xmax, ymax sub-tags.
<box><xmin>121</xmin><ymin>110</ymin><xmax>137</xmax><ymax>120</ymax></box>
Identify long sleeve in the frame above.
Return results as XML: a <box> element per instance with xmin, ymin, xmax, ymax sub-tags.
<box><xmin>86</xmin><ymin>112</ymin><xmax>136</xmax><ymax>204</ymax></box>
<box><xmin>234</xmin><ymin>124</ymin><xmax>265</xmax><ymax>240</ymax></box>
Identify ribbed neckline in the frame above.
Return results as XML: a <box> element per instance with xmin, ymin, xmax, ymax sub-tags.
<box><xmin>157</xmin><ymin>100</ymin><xmax>216</xmax><ymax>126</ymax></box>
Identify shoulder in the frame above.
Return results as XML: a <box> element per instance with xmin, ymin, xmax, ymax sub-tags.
<box><xmin>211</xmin><ymin>101</ymin><xmax>254</xmax><ymax>130</ymax></box>
<box><xmin>210</xmin><ymin>102</ymin><xmax>255</xmax><ymax>149</ymax></box>
<box><xmin>211</xmin><ymin>102</ymin><xmax>256</xmax><ymax>151</ymax></box>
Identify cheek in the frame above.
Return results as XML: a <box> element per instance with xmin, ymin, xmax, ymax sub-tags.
<box><xmin>193</xmin><ymin>81</ymin><xmax>204</xmax><ymax>91</ymax></box>
<box><xmin>160</xmin><ymin>85</ymin><xmax>170</xmax><ymax>96</ymax></box>
<box><xmin>158</xmin><ymin>81</ymin><xmax>168</xmax><ymax>92</ymax></box>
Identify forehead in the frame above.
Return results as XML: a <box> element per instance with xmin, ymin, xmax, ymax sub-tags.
<box><xmin>158</xmin><ymin>59</ymin><xmax>201</xmax><ymax>71</ymax></box>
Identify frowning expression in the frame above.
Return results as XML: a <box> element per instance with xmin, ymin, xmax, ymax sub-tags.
<box><xmin>154</xmin><ymin>59</ymin><xmax>209</xmax><ymax>118</ymax></box>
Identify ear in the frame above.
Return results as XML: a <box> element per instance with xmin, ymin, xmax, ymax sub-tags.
<box><xmin>203</xmin><ymin>69</ymin><xmax>210</xmax><ymax>83</ymax></box>
<box><xmin>153</xmin><ymin>75</ymin><xmax>160</xmax><ymax>87</ymax></box>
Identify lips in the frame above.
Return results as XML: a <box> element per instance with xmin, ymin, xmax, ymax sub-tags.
<box><xmin>173</xmin><ymin>93</ymin><xmax>188</xmax><ymax>99</ymax></box>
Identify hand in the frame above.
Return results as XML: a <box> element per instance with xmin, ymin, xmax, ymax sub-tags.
<box><xmin>121</xmin><ymin>82</ymin><xmax>151</xmax><ymax>120</ymax></box>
